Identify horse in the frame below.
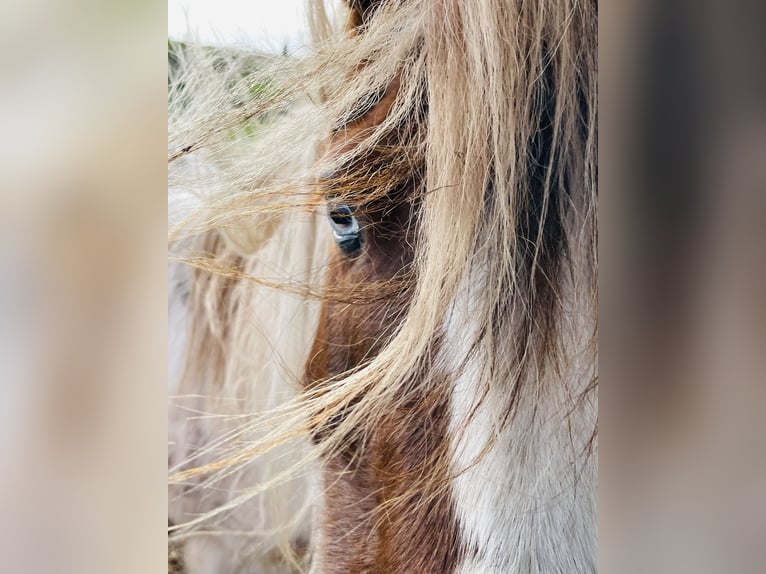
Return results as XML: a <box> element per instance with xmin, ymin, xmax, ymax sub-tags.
<box><xmin>168</xmin><ymin>1</ymin><xmax>597</xmax><ymax>572</ymax></box>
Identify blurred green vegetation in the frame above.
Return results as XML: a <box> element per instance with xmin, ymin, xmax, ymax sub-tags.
<box><xmin>168</xmin><ymin>38</ymin><xmax>280</xmax><ymax>90</ymax></box>
<box><xmin>168</xmin><ymin>39</ymin><xmax>291</xmax><ymax>139</ymax></box>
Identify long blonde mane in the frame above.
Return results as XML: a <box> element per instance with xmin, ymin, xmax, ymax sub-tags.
<box><xmin>169</xmin><ymin>0</ymin><xmax>597</xmax><ymax>571</ymax></box>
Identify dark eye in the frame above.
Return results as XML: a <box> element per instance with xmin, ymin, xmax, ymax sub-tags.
<box><xmin>328</xmin><ymin>203</ymin><xmax>361</xmax><ymax>254</ymax></box>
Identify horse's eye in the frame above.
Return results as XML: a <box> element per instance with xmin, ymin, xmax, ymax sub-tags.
<box><xmin>328</xmin><ymin>203</ymin><xmax>361</xmax><ymax>254</ymax></box>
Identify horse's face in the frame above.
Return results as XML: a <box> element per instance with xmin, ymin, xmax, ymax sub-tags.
<box><xmin>301</xmin><ymin>5</ymin><xmax>464</xmax><ymax>572</ymax></box>
<box><xmin>306</xmin><ymin>74</ymin><xmax>416</xmax><ymax>384</ymax></box>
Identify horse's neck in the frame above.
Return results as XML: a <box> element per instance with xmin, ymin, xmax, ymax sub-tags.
<box><xmin>444</xmin><ymin>268</ymin><xmax>597</xmax><ymax>573</ymax></box>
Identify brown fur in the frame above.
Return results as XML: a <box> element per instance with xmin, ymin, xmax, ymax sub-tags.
<box><xmin>304</xmin><ymin>7</ymin><xmax>461</xmax><ymax>569</ymax></box>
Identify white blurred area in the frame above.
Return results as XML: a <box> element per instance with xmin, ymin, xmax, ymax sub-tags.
<box><xmin>0</xmin><ymin>1</ymin><xmax>166</xmax><ymax>572</ymax></box>
<box><xmin>169</xmin><ymin>0</ymin><xmax>310</xmax><ymax>53</ymax></box>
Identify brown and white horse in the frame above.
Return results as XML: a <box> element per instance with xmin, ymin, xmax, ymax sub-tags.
<box><xmin>168</xmin><ymin>1</ymin><xmax>597</xmax><ymax>572</ymax></box>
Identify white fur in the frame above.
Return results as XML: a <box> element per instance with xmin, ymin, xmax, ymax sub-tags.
<box><xmin>444</xmin><ymin>270</ymin><xmax>597</xmax><ymax>574</ymax></box>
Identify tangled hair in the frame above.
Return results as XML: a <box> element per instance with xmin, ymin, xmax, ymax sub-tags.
<box><xmin>169</xmin><ymin>0</ymin><xmax>596</xmax><ymax>571</ymax></box>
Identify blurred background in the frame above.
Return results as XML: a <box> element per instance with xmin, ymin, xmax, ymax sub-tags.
<box><xmin>168</xmin><ymin>0</ymin><xmax>309</xmax><ymax>53</ymax></box>
<box><xmin>600</xmin><ymin>1</ymin><xmax>766</xmax><ymax>571</ymax></box>
<box><xmin>0</xmin><ymin>0</ymin><xmax>763</xmax><ymax>572</ymax></box>
<box><xmin>0</xmin><ymin>1</ymin><xmax>166</xmax><ymax>572</ymax></box>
